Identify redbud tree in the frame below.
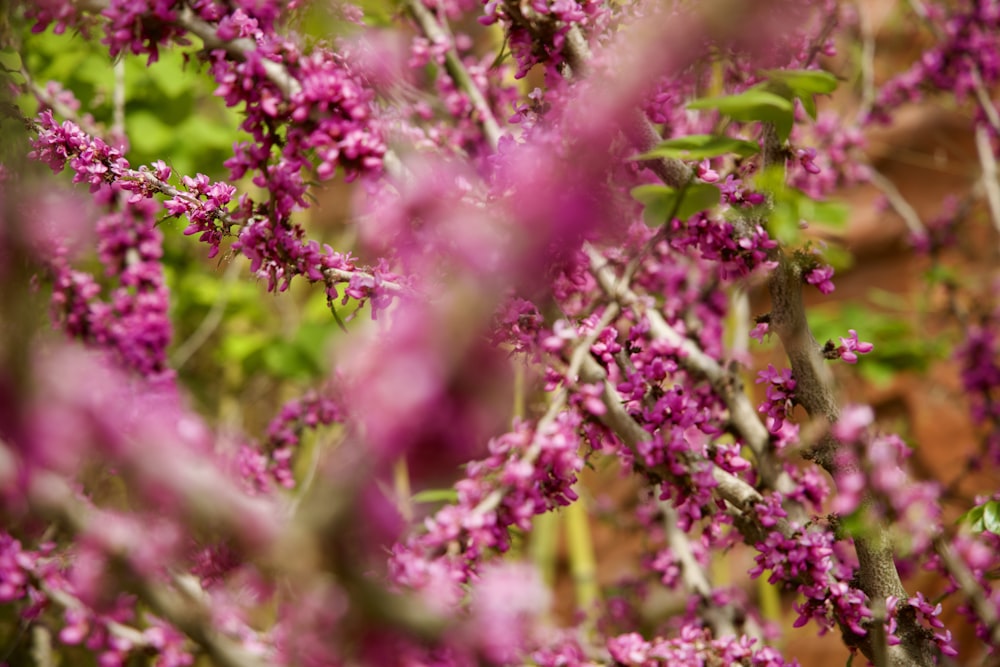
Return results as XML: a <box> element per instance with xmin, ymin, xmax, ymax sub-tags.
<box><xmin>0</xmin><ymin>0</ymin><xmax>998</xmax><ymax>665</ymax></box>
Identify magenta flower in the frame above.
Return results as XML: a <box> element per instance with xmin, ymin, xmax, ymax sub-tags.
<box><xmin>749</xmin><ymin>320</ymin><xmax>770</xmax><ymax>343</ymax></box>
<box><xmin>838</xmin><ymin>329</ymin><xmax>874</xmax><ymax>364</ymax></box>
<box><xmin>696</xmin><ymin>159</ymin><xmax>720</xmax><ymax>182</ymax></box>
<box><xmin>805</xmin><ymin>265</ymin><xmax>835</xmax><ymax>294</ymax></box>
<box><xmin>832</xmin><ymin>404</ymin><xmax>874</xmax><ymax>441</ymax></box>
<box><xmin>796</xmin><ymin>147</ymin><xmax>821</xmax><ymax>175</ymax></box>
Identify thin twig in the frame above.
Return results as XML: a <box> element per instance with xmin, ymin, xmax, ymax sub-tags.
<box><xmin>856</xmin><ymin>0</ymin><xmax>877</xmax><ymax>122</ymax></box>
<box><xmin>468</xmin><ymin>303</ymin><xmax>621</xmax><ymax>520</ymax></box>
<box><xmin>867</xmin><ymin>168</ymin><xmax>926</xmax><ymax>238</ymax></box>
<box><xmin>26</xmin><ymin>470</ymin><xmax>274</xmax><ymax>667</ymax></box>
<box><xmin>907</xmin><ymin>0</ymin><xmax>1000</xmax><ymax>133</ymax></box>
<box><xmin>584</xmin><ymin>243</ymin><xmax>796</xmax><ymax>495</ymax></box>
<box><xmin>932</xmin><ymin>534</ymin><xmax>1000</xmax><ymax>648</ymax></box>
<box><xmin>975</xmin><ymin>125</ymin><xmax>1000</xmax><ymax>250</ymax></box>
<box><xmin>171</xmin><ymin>258</ymin><xmax>242</xmax><ymax>368</ymax></box>
<box><xmin>404</xmin><ymin>0</ymin><xmax>503</xmax><ymax>149</ymax></box>
<box><xmin>659</xmin><ymin>501</ymin><xmax>740</xmax><ymax>638</ymax></box>
<box><xmin>112</xmin><ymin>58</ymin><xmax>125</xmax><ymax>140</ymax></box>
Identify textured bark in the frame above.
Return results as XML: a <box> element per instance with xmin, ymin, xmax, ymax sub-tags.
<box><xmin>767</xmin><ymin>248</ymin><xmax>936</xmax><ymax>667</ymax></box>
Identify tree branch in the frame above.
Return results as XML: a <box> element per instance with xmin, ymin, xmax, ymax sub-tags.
<box><xmin>403</xmin><ymin>0</ymin><xmax>503</xmax><ymax>150</ymax></box>
<box><xmin>760</xmin><ymin>125</ymin><xmax>936</xmax><ymax>665</ymax></box>
<box><xmin>26</xmin><ymin>470</ymin><xmax>274</xmax><ymax>667</ymax></box>
<box><xmin>584</xmin><ymin>243</ymin><xmax>794</xmax><ymax>499</ymax></box>
<box><xmin>932</xmin><ymin>534</ymin><xmax>1000</xmax><ymax>648</ymax></box>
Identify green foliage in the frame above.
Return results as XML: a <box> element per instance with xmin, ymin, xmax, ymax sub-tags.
<box><xmin>688</xmin><ymin>87</ymin><xmax>795</xmax><ymax>141</ymax></box>
<box><xmin>633</xmin><ymin>134</ymin><xmax>760</xmax><ymax>161</ymax></box>
<box><xmin>631</xmin><ymin>182</ymin><xmax>721</xmax><ymax>226</ymax></box>
<box><xmin>687</xmin><ymin>69</ymin><xmax>838</xmax><ymax>138</ymax></box>
<box><xmin>0</xmin><ymin>46</ymin><xmax>23</xmax><ymax>81</ymax></box>
<box><xmin>807</xmin><ymin>296</ymin><xmax>947</xmax><ymax>385</ymax></box>
<box><xmin>411</xmin><ymin>488</ymin><xmax>461</xmax><ymax>504</ymax></box>
<box><xmin>19</xmin><ymin>23</ymin><xmax>354</xmax><ymax>420</ymax></box>
<box><xmin>960</xmin><ymin>500</ymin><xmax>1000</xmax><ymax>535</ymax></box>
<box><xmin>837</xmin><ymin>508</ymin><xmax>872</xmax><ymax>540</ymax></box>
<box><xmin>168</xmin><ymin>261</ymin><xmax>345</xmax><ymax>388</ymax></box>
<box><xmin>18</xmin><ymin>27</ymin><xmax>244</xmax><ymax>179</ymax></box>
<box><xmin>753</xmin><ymin>165</ymin><xmax>849</xmax><ymax>245</ymax></box>
<box><xmin>760</xmin><ymin>68</ymin><xmax>839</xmax><ymax>119</ymax></box>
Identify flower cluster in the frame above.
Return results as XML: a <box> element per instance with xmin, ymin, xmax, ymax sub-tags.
<box><xmin>391</xmin><ymin>412</ymin><xmax>585</xmax><ymax>587</ymax></box>
<box><xmin>926</xmin><ymin>519</ymin><xmax>1000</xmax><ymax>649</ymax></box>
<box><xmin>491</xmin><ymin>297</ymin><xmax>546</xmax><ymax>355</ymax></box>
<box><xmin>29</xmin><ymin>0</ymin><xmax>389</xmax><ymax>275</ymax></box>
<box><xmin>263</xmin><ymin>390</ymin><xmax>342</xmax><ymax>489</ymax></box>
<box><xmin>216</xmin><ymin>41</ymin><xmax>385</xmax><ymax>200</ymax></box>
<box><xmin>835</xmin><ymin>432</ymin><xmax>941</xmax><ymax>551</ymax></box>
<box><xmin>957</xmin><ymin>319</ymin><xmax>1000</xmax><ymax>425</ymax></box>
<box><xmin>607</xmin><ymin>627</ymin><xmax>796</xmax><ymax>666</ymax></box>
<box><xmin>41</xmin><ymin>182</ymin><xmax>173</xmax><ymax>381</ymax></box>
<box><xmin>29</xmin><ymin>110</ymin><xmax>402</xmax><ymax>312</ymax></box>
<box><xmin>804</xmin><ymin>264</ymin><xmax>835</xmax><ymax>294</ymax></box>
<box><xmin>480</xmin><ymin>0</ymin><xmax>609</xmax><ymax>79</ymax></box>
<box><xmin>787</xmin><ymin>113</ymin><xmax>869</xmax><ymax>199</ymax></box>
<box><xmin>909</xmin><ymin>196</ymin><xmax>961</xmax><ymax>254</ymax></box>
<box><xmin>886</xmin><ymin>593</ymin><xmax>958</xmax><ymax>657</ymax></box>
<box><xmin>29</xmin><ymin>110</ymin><xmax>238</xmax><ymax>251</ymax></box>
<box><xmin>0</xmin><ymin>530</ymin><xmax>196</xmax><ymax>667</ymax></box>
<box><xmin>836</xmin><ymin>329</ymin><xmax>874</xmax><ymax>364</ymax></box>
<box><xmin>7</xmin><ymin>0</ymin><xmax>998</xmax><ymax>665</ymax></box>
<box><xmin>670</xmin><ymin>215</ymin><xmax>779</xmax><ymax>281</ymax></box>
<box><xmin>165</xmin><ymin>171</ymin><xmax>238</xmax><ymax>259</ymax></box>
<box><xmin>748</xmin><ymin>498</ymin><xmax>870</xmax><ymax>637</ymax></box>
<box><xmin>756</xmin><ymin>365</ymin><xmax>796</xmax><ymax>434</ymax></box>
<box><xmin>869</xmin><ymin>0</ymin><xmax>1000</xmax><ymax>132</ymax></box>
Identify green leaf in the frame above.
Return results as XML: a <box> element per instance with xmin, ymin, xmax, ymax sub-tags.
<box><xmin>817</xmin><ymin>243</ymin><xmax>854</xmax><ymax>272</ymax></box>
<box><xmin>631</xmin><ymin>183</ymin><xmax>720</xmax><ymax>226</ymax></box>
<box><xmin>799</xmin><ymin>94</ymin><xmax>818</xmax><ymax>120</ymax></box>
<box><xmin>960</xmin><ymin>504</ymin><xmax>985</xmax><ymax>531</ymax></box>
<box><xmin>757</xmin><ymin>165</ymin><xmax>849</xmax><ymax>243</ymax></box>
<box><xmin>40</xmin><ymin>49</ymin><xmax>90</xmax><ymax>83</ymax></box>
<box><xmin>411</xmin><ymin>488</ymin><xmax>460</xmax><ymax>504</ymax></box>
<box><xmin>179</xmin><ymin>114</ymin><xmax>242</xmax><ymax>151</ymax></box>
<box><xmin>924</xmin><ymin>264</ymin><xmax>958</xmax><ymax>286</ymax></box>
<box><xmin>633</xmin><ymin>134</ymin><xmax>760</xmax><ymax>161</ymax></box>
<box><xmin>0</xmin><ymin>49</ymin><xmax>21</xmax><ymax>70</ymax></box>
<box><xmin>768</xmin><ymin>200</ymin><xmax>802</xmax><ymax>245</ymax></box>
<box><xmin>838</xmin><ymin>509</ymin><xmax>874</xmax><ymax>539</ymax></box>
<box><xmin>763</xmin><ymin>69</ymin><xmax>839</xmax><ymax>95</ymax></box>
<box><xmin>761</xmin><ymin>69</ymin><xmax>837</xmax><ymax>120</ymax></box>
<box><xmin>799</xmin><ymin>197</ymin><xmax>849</xmax><ymax>228</ymax></box>
<box><xmin>984</xmin><ymin>501</ymin><xmax>1000</xmax><ymax>535</ymax></box>
<box><xmin>688</xmin><ymin>88</ymin><xmax>794</xmax><ymax>118</ymax></box>
<box><xmin>808</xmin><ymin>301</ymin><xmax>946</xmax><ymax>381</ymax></box>
<box><xmin>688</xmin><ymin>88</ymin><xmax>795</xmax><ymax>141</ymax></box>
<box><xmin>631</xmin><ymin>185</ymin><xmax>675</xmax><ymax>226</ymax></box>
<box><xmin>675</xmin><ymin>183</ymin><xmax>721</xmax><ymax>219</ymax></box>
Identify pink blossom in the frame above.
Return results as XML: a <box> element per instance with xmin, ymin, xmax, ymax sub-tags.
<box><xmin>838</xmin><ymin>329</ymin><xmax>874</xmax><ymax>364</ymax></box>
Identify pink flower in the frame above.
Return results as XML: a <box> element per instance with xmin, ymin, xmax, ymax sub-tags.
<box><xmin>749</xmin><ymin>321</ymin><xmax>770</xmax><ymax>343</ymax></box>
<box><xmin>805</xmin><ymin>265</ymin><xmax>835</xmax><ymax>294</ymax></box>
<box><xmin>796</xmin><ymin>147</ymin><xmax>821</xmax><ymax>175</ymax></box>
<box><xmin>696</xmin><ymin>159</ymin><xmax>719</xmax><ymax>182</ymax></box>
<box><xmin>832</xmin><ymin>404</ymin><xmax>874</xmax><ymax>441</ymax></box>
<box><xmin>838</xmin><ymin>329</ymin><xmax>874</xmax><ymax>364</ymax></box>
